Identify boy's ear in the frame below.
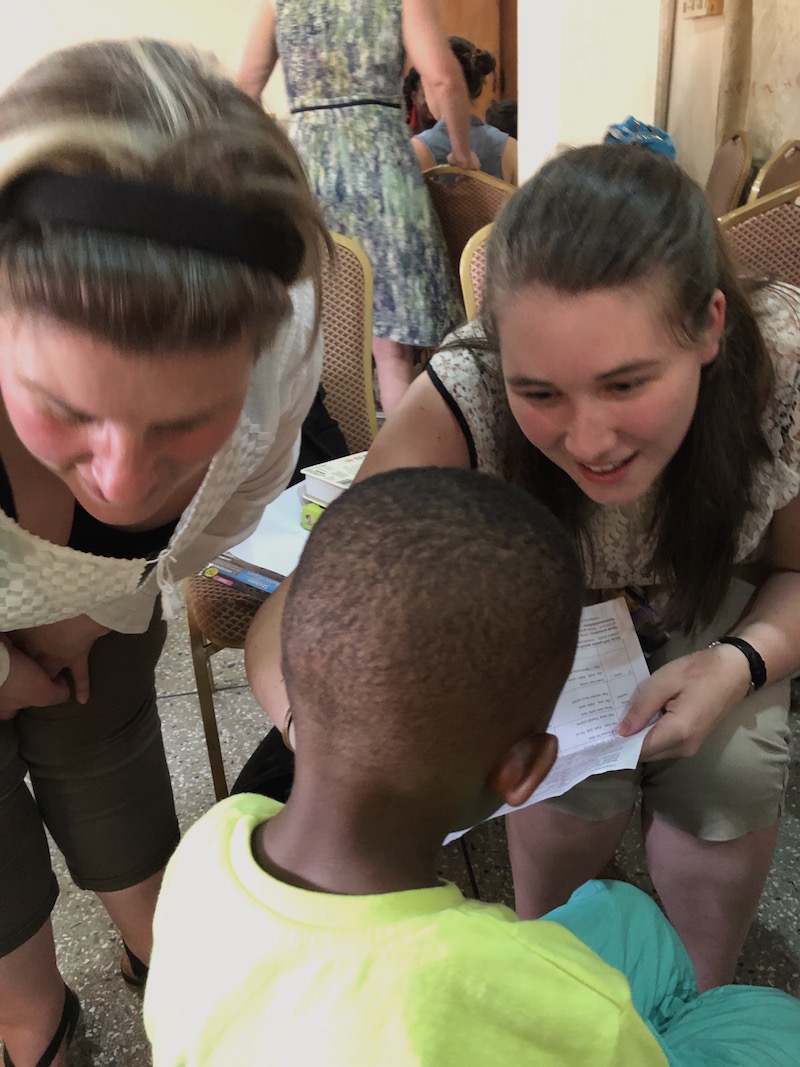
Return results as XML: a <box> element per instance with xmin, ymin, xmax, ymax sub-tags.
<box><xmin>487</xmin><ymin>733</ymin><xmax>558</xmax><ymax>808</ymax></box>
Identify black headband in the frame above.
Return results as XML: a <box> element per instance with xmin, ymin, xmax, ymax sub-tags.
<box><xmin>1</xmin><ymin>169</ymin><xmax>305</xmax><ymax>284</ymax></box>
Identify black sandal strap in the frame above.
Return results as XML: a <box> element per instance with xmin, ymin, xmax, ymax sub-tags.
<box><xmin>122</xmin><ymin>941</ymin><xmax>149</xmax><ymax>986</ymax></box>
<box><xmin>32</xmin><ymin>986</ymin><xmax>80</xmax><ymax>1067</ymax></box>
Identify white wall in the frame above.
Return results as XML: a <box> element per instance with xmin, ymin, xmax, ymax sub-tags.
<box><xmin>518</xmin><ymin>0</ymin><xmax>661</xmax><ymax>181</ymax></box>
<box><xmin>667</xmin><ymin>13</ymin><xmax>724</xmax><ymax>184</ymax></box>
<box><xmin>668</xmin><ymin>0</ymin><xmax>800</xmax><ymax>184</ymax></box>
<box><xmin>748</xmin><ymin>0</ymin><xmax>800</xmax><ymax>161</ymax></box>
<box><xmin>0</xmin><ymin>0</ymin><xmax>288</xmax><ymax>113</ymax></box>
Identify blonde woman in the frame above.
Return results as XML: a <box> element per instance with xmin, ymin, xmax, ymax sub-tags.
<box><xmin>0</xmin><ymin>39</ymin><xmax>327</xmax><ymax>1066</ymax></box>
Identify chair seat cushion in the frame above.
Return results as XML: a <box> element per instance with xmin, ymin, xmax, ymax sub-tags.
<box><xmin>185</xmin><ymin>575</ymin><xmax>260</xmax><ymax>648</ymax></box>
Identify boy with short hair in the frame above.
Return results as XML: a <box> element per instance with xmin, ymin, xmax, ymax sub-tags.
<box><xmin>145</xmin><ymin>468</ymin><xmax>800</xmax><ymax>1066</ymax></box>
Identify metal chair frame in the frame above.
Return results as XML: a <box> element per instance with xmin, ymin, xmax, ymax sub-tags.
<box><xmin>747</xmin><ymin>139</ymin><xmax>800</xmax><ymax>203</ymax></box>
<box><xmin>704</xmin><ymin>130</ymin><xmax>753</xmax><ymax>219</ymax></box>
<box><xmin>185</xmin><ymin>232</ymin><xmax>377</xmax><ymax>798</ymax></box>
<box><xmin>719</xmin><ymin>180</ymin><xmax>800</xmax><ymax>289</ymax></box>
<box><xmin>424</xmin><ymin>165</ymin><xmax>514</xmax><ymax>280</ymax></box>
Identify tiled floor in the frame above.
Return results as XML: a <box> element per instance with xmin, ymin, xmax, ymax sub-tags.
<box><xmin>17</xmin><ymin>612</ymin><xmax>800</xmax><ymax>1064</ymax></box>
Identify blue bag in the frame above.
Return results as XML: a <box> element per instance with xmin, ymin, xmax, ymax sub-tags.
<box><xmin>604</xmin><ymin>116</ymin><xmax>676</xmax><ymax>160</ymax></box>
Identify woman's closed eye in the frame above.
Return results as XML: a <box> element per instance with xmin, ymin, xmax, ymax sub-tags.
<box><xmin>515</xmin><ymin>387</ymin><xmax>563</xmax><ymax>404</ymax></box>
<box><xmin>604</xmin><ymin>376</ymin><xmax>651</xmax><ymax>396</ymax></box>
<box><xmin>47</xmin><ymin>405</ymin><xmax>93</xmax><ymax>427</ymax></box>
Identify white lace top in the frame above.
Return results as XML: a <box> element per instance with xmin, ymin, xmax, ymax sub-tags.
<box><xmin>0</xmin><ymin>282</ymin><xmax>321</xmax><ymax>633</ymax></box>
<box><xmin>428</xmin><ymin>283</ymin><xmax>800</xmax><ymax>592</ymax></box>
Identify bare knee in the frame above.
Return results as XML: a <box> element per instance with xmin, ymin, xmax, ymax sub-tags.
<box><xmin>506</xmin><ymin>804</ymin><xmax>633</xmax><ymax>918</ymax></box>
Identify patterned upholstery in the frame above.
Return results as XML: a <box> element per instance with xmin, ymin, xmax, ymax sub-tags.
<box><xmin>184</xmin><ymin>232</ymin><xmax>377</xmax><ymax>799</ymax></box>
<box><xmin>704</xmin><ymin>131</ymin><xmax>752</xmax><ymax>220</ymax></box>
<box><xmin>720</xmin><ymin>181</ymin><xmax>800</xmax><ymax>289</ymax></box>
<box><xmin>184</xmin><ymin>576</ymin><xmax>259</xmax><ymax>800</ymax></box>
<box><xmin>424</xmin><ymin>166</ymin><xmax>513</xmax><ymax>278</ymax></box>
<box><xmin>320</xmin><ymin>233</ymin><xmax>379</xmax><ymax>452</ymax></box>
<box><xmin>185</xmin><ymin>576</ymin><xmax>258</xmax><ymax>649</ymax></box>
<box><xmin>747</xmin><ymin>140</ymin><xmax>800</xmax><ymax>203</ymax></box>
<box><xmin>459</xmin><ymin>223</ymin><xmax>492</xmax><ymax>321</ymax></box>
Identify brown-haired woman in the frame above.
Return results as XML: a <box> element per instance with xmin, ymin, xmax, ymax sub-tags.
<box><xmin>0</xmin><ymin>38</ymin><xmax>327</xmax><ymax>1065</ymax></box>
<box><xmin>253</xmin><ymin>143</ymin><xmax>800</xmax><ymax>995</ymax></box>
<box><xmin>412</xmin><ymin>36</ymin><xmax>518</xmax><ymax>184</ymax></box>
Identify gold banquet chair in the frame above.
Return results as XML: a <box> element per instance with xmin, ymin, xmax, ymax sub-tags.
<box><xmin>704</xmin><ymin>130</ymin><xmax>752</xmax><ymax>220</ymax></box>
<box><xmin>424</xmin><ymin>165</ymin><xmax>514</xmax><ymax>280</ymax></box>
<box><xmin>184</xmin><ymin>232</ymin><xmax>378</xmax><ymax>799</ymax></box>
<box><xmin>719</xmin><ymin>180</ymin><xmax>800</xmax><ymax>289</ymax></box>
<box><xmin>747</xmin><ymin>140</ymin><xmax>800</xmax><ymax>203</ymax></box>
<box><xmin>460</xmin><ymin>223</ymin><xmax>492</xmax><ymax>322</ymax></box>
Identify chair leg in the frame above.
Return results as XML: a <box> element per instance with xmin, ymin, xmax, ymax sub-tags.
<box><xmin>185</xmin><ymin>597</ymin><xmax>229</xmax><ymax>801</ymax></box>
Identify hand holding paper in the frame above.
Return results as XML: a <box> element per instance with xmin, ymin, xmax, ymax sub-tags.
<box><xmin>446</xmin><ymin>598</ymin><xmax>653</xmax><ymax>843</ymax></box>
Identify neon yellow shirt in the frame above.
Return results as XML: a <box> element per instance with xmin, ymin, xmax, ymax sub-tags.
<box><xmin>145</xmin><ymin>795</ymin><xmax>666</xmax><ymax>1066</ymax></box>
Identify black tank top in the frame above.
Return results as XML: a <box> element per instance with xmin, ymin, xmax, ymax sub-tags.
<box><xmin>0</xmin><ymin>459</ymin><xmax>178</xmax><ymax>560</ymax></box>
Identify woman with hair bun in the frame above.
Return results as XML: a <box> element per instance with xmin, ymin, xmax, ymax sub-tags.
<box><xmin>402</xmin><ymin>66</ymin><xmax>436</xmax><ymax>136</ymax></box>
<box><xmin>0</xmin><ymin>37</ymin><xmax>327</xmax><ymax>1065</ymax></box>
<box><xmin>412</xmin><ymin>36</ymin><xmax>518</xmax><ymax>184</ymax></box>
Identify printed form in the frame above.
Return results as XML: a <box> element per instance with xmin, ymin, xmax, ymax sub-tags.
<box><xmin>446</xmin><ymin>597</ymin><xmax>653</xmax><ymax>843</ymax></box>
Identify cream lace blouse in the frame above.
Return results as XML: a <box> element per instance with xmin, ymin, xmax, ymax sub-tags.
<box><xmin>428</xmin><ymin>282</ymin><xmax>800</xmax><ymax>592</ymax></box>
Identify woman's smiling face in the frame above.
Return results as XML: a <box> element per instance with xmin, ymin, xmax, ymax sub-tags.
<box><xmin>497</xmin><ymin>283</ymin><xmax>726</xmax><ymax>506</ymax></box>
<box><xmin>0</xmin><ymin>313</ymin><xmax>256</xmax><ymax>528</ymax></box>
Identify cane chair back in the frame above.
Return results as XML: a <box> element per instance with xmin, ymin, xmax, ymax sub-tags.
<box><xmin>747</xmin><ymin>140</ymin><xmax>800</xmax><ymax>203</ymax></box>
<box><xmin>705</xmin><ymin>131</ymin><xmax>752</xmax><ymax>219</ymax></box>
<box><xmin>185</xmin><ymin>232</ymin><xmax>377</xmax><ymax>799</ymax></box>
<box><xmin>460</xmin><ymin>223</ymin><xmax>493</xmax><ymax>321</ymax></box>
<box><xmin>719</xmin><ymin>181</ymin><xmax>800</xmax><ymax>289</ymax></box>
<box><xmin>319</xmin><ymin>232</ymin><xmax>379</xmax><ymax>452</ymax></box>
<box><xmin>424</xmin><ymin>166</ymin><xmax>514</xmax><ymax>277</ymax></box>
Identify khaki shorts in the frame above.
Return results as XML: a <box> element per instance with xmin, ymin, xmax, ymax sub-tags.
<box><xmin>0</xmin><ymin>606</ymin><xmax>180</xmax><ymax>957</ymax></box>
<box><xmin>547</xmin><ymin>580</ymin><xmax>791</xmax><ymax>841</ymax></box>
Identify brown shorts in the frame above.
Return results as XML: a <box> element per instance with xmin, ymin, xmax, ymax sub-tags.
<box><xmin>546</xmin><ymin>580</ymin><xmax>791</xmax><ymax>841</ymax></box>
<box><xmin>0</xmin><ymin>607</ymin><xmax>180</xmax><ymax>957</ymax></box>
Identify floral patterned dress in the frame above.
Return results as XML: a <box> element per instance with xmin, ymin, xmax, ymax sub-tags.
<box><xmin>275</xmin><ymin>0</ymin><xmax>463</xmax><ymax>346</ymax></box>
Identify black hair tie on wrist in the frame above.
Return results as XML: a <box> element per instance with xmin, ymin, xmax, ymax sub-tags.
<box><xmin>708</xmin><ymin>636</ymin><xmax>767</xmax><ymax>694</ymax></box>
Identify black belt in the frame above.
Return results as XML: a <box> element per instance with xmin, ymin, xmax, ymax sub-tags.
<box><xmin>291</xmin><ymin>98</ymin><xmax>402</xmax><ymax>114</ymax></box>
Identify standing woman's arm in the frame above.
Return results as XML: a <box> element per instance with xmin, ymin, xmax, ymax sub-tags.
<box><xmin>236</xmin><ymin>0</ymin><xmax>280</xmax><ymax>103</ymax></box>
<box><xmin>401</xmin><ymin>0</ymin><xmax>479</xmax><ymax>171</ymax></box>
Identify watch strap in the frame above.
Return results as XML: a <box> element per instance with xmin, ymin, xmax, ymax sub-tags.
<box><xmin>708</xmin><ymin>636</ymin><xmax>767</xmax><ymax>693</ymax></box>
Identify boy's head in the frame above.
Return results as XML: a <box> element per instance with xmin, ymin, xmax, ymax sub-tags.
<box><xmin>279</xmin><ymin>468</ymin><xmax>583</xmax><ymax>828</ymax></box>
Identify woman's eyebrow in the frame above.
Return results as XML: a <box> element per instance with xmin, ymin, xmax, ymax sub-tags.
<box><xmin>596</xmin><ymin>359</ymin><xmax>660</xmax><ymax>380</ymax></box>
<box><xmin>24</xmin><ymin>378</ymin><xmax>228</xmax><ymax>429</ymax></box>
<box><xmin>24</xmin><ymin>380</ymin><xmax>96</xmax><ymax>420</ymax></box>
<box><xmin>506</xmin><ymin>358</ymin><xmax>661</xmax><ymax>388</ymax></box>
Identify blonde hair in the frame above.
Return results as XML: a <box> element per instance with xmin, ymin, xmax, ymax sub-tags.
<box><xmin>0</xmin><ymin>38</ymin><xmax>328</xmax><ymax>353</ymax></box>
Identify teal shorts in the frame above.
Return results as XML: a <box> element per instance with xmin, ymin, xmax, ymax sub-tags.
<box><xmin>549</xmin><ymin>880</ymin><xmax>800</xmax><ymax>1066</ymax></box>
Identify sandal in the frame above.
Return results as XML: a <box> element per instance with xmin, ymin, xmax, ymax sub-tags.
<box><xmin>120</xmin><ymin>941</ymin><xmax>149</xmax><ymax>989</ymax></box>
<box><xmin>3</xmin><ymin>984</ymin><xmax>80</xmax><ymax>1067</ymax></box>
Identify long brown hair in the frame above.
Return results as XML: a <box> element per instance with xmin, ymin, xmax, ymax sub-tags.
<box><xmin>478</xmin><ymin>144</ymin><xmax>774</xmax><ymax>632</ymax></box>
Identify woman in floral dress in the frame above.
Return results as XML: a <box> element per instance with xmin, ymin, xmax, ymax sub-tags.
<box><xmin>238</xmin><ymin>0</ymin><xmax>479</xmax><ymax>414</ymax></box>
